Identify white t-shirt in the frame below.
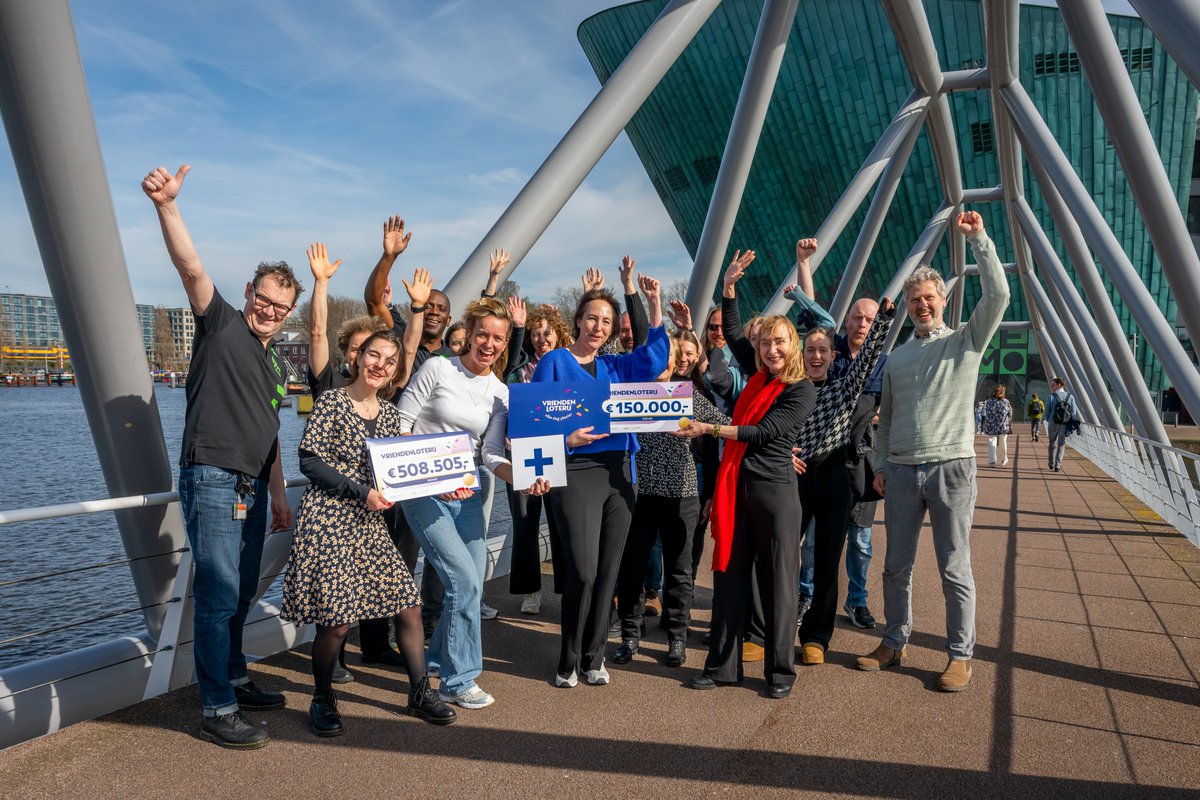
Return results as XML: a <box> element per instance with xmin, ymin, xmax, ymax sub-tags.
<box><xmin>397</xmin><ymin>356</ymin><xmax>510</xmax><ymax>473</ymax></box>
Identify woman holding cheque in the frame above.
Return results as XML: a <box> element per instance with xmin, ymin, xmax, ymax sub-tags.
<box><xmin>398</xmin><ymin>297</ymin><xmax>549</xmax><ymax>711</ymax></box>
<box><xmin>282</xmin><ymin>331</ymin><xmax>457</xmax><ymax>737</ymax></box>
<box><xmin>676</xmin><ymin>249</ymin><xmax>817</xmax><ymax>699</ymax></box>
<box><xmin>532</xmin><ymin>265</ymin><xmax>669</xmax><ymax>689</ymax></box>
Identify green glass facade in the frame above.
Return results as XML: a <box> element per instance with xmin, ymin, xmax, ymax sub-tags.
<box><xmin>578</xmin><ymin>0</ymin><xmax>1197</xmax><ymax>390</ymax></box>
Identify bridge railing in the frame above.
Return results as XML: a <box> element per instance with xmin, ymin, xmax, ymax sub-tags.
<box><xmin>1069</xmin><ymin>422</ymin><xmax>1200</xmax><ymax>547</ymax></box>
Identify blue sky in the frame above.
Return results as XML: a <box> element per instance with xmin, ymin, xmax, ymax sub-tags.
<box><xmin>0</xmin><ymin>0</ymin><xmax>692</xmax><ymax>307</ymax></box>
<box><xmin>0</xmin><ymin>1</ymin><xmax>1141</xmax><ymax>309</ymax></box>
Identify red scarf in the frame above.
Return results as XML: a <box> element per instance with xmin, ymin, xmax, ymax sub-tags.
<box><xmin>710</xmin><ymin>369</ymin><xmax>787</xmax><ymax>572</ymax></box>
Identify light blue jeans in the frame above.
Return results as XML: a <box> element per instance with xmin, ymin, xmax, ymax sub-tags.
<box><xmin>178</xmin><ymin>464</ymin><xmax>267</xmax><ymax>716</ymax></box>
<box><xmin>880</xmin><ymin>458</ymin><xmax>978</xmax><ymax>660</ymax></box>
<box><xmin>403</xmin><ymin>490</ymin><xmax>487</xmax><ymax>696</ymax></box>
<box><xmin>844</xmin><ymin>524</ymin><xmax>872</xmax><ymax>608</ymax></box>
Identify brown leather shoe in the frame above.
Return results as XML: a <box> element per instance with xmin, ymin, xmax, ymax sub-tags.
<box><xmin>938</xmin><ymin>658</ymin><xmax>972</xmax><ymax>692</ymax></box>
<box><xmin>741</xmin><ymin>642</ymin><xmax>765</xmax><ymax>662</ymax></box>
<box><xmin>856</xmin><ymin>643</ymin><xmax>905</xmax><ymax>671</ymax></box>
<box><xmin>643</xmin><ymin>590</ymin><xmax>662</xmax><ymax>617</ymax></box>
<box><xmin>800</xmin><ymin>643</ymin><xmax>825</xmax><ymax>666</ymax></box>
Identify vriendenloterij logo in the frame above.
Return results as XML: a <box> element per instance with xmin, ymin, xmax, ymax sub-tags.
<box><xmin>541</xmin><ymin>398</ymin><xmax>580</xmax><ymax>422</ymax></box>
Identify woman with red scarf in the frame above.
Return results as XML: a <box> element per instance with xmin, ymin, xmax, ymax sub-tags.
<box><xmin>676</xmin><ymin>249</ymin><xmax>816</xmax><ymax>699</ymax></box>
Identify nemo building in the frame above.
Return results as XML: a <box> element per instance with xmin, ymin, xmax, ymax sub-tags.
<box><xmin>577</xmin><ymin>0</ymin><xmax>1198</xmax><ymax>393</ymax></box>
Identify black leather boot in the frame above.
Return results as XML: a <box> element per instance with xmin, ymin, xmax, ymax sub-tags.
<box><xmin>309</xmin><ymin>689</ymin><xmax>345</xmax><ymax>737</ymax></box>
<box><xmin>408</xmin><ymin>676</ymin><xmax>457</xmax><ymax>725</ymax></box>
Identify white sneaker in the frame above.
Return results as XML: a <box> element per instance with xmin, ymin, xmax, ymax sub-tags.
<box><xmin>439</xmin><ymin>684</ymin><xmax>494</xmax><ymax>709</ymax></box>
<box><xmin>555</xmin><ymin>670</ymin><xmax>578</xmax><ymax>688</ymax></box>
<box><xmin>521</xmin><ymin>592</ymin><xmax>541</xmax><ymax>615</ymax></box>
<box><xmin>584</xmin><ymin>660</ymin><xmax>610</xmax><ymax>686</ymax></box>
<box><xmin>1002</xmin><ymin>458</ymin><xmax>1009</xmax><ymax>466</ymax></box>
<box><xmin>480</xmin><ymin>601</ymin><xmax>499</xmax><ymax>620</ymax></box>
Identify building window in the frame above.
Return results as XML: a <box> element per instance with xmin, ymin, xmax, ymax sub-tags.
<box><xmin>971</xmin><ymin>121</ymin><xmax>994</xmax><ymax>154</ymax></box>
<box><xmin>961</xmin><ymin>57</ymin><xmax>984</xmax><ymax>70</ymax></box>
<box><xmin>664</xmin><ymin>165</ymin><xmax>690</xmax><ymax>193</ymax></box>
<box><xmin>1122</xmin><ymin>47</ymin><xmax>1154</xmax><ymax>72</ymax></box>
<box><xmin>693</xmin><ymin>155</ymin><xmax>721</xmax><ymax>185</ymax></box>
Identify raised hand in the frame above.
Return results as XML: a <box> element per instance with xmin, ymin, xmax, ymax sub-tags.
<box><xmin>508</xmin><ymin>294</ymin><xmax>527</xmax><ymax>328</ymax></box>
<box><xmin>619</xmin><ymin>255</ymin><xmax>637</xmax><ymax>294</ymax></box>
<box><xmin>955</xmin><ymin>210</ymin><xmax>984</xmax><ymax>236</ymax></box>
<box><xmin>142</xmin><ymin>165</ymin><xmax>190</xmax><ymax>206</ymax></box>
<box><xmin>382</xmin><ymin>281</ymin><xmax>394</xmax><ymax>307</ymax></box>
<box><xmin>581</xmin><ymin>267</ymin><xmax>605</xmax><ymax>292</ymax></box>
<box><xmin>783</xmin><ymin>283</ymin><xmax>798</xmax><ymax>295</ymax></box>
<box><xmin>666</xmin><ymin>299</ymin><xmax>692</xmax><ymax>331</ymax></box>
<box><xmin>306</xmin><ymin>242</ymin><xmax>342</xmax><ymax>282</ymax></box>
<box><xmin>383</xmin><ymin>216</ymin><xmax>412</xmax><ymax>258</ymax></box>
<box><xmin>880</xmin><ymin>297</ymin><xmax>896</xmax><ymax>317</ymax></box>
<box><xmin>403</xmin><ymin>268</ymin><xmax>433</xmax><ymax>309</ymax></box>
<box><xmin>638</xmin><ymin>273</ymin><xmax>661</xmax><ymax>304</ymax></box>
<box><xmin>796</xmin><ymin>237</ymin><xmax>818</xmax><ymax>262</ymax></box>
<box><xmin>489</xmin><ymin>248</ymin><xmax>511</xmax><ymax>278</ymax></box>
<box><xmin>722</xmin><ymin>249</ymin><xmax>755</xmax><ymax>293</ymax></box>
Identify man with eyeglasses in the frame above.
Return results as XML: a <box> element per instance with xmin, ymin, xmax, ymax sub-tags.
<box><xmin>143</xmin><ymin>164</ymin><xmax>303</xmax><ymax>749</ymax></box>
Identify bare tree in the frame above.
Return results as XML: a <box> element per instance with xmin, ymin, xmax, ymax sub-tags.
<box><xmin>666</xmin><ymin>280</ymin><xmax>688</xmax><ymax>308</ymax></box>
<box><xmin>292</xmin><ymin>294</ymin><xmax>371</xmax><ymax>368</ymax></box>
<box><xmin>153</xmin><ymin>305</ymin><xmax>177</xmax><ymax>370</ymax></box>
<box><xmin>551</xmin><ymin>285</ymin><xmax>584</xmax><ymax>324</ymax></box>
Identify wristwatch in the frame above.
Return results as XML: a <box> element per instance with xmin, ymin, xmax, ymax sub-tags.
<box><xmin>410</xmin><ymin>303</ymin><xmax>426</xmax><ymax>314</ymax></box>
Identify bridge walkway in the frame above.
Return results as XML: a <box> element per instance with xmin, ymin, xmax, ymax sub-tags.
<box><xmin>2</xmin><ymin>435</ymin><xmax>1198</xmax><ymax>798</ymax></box>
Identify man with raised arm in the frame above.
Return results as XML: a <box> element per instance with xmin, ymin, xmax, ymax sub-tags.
<box><xmin>856</xmin><ymin>210</ymin><xmax>1009</xmax><ymax>693</ymax></box>
<box><xmin>142</xmin><ymin>164</ymin><xmax>301</xmax><ymax>748</ymax></box>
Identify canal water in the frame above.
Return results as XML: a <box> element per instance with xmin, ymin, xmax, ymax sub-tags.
<box><xmin>0</xmin><ymin>384</ymin><xmax>511</xmax><ymax>671</ymax></box>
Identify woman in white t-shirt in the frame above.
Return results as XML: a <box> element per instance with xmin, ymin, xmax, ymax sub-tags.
<box><xmin>397</xmin><ymin>297</ymin><xmax>548</xmax><ymax>711</ymax></box>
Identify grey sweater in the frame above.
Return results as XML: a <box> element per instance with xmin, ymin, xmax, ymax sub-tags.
<box><xmin>876</xmin><ymin>231</ymin><xmax>1010</xmax><ymax>465</ymax></box>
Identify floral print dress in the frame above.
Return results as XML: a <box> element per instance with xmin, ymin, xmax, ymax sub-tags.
<box><xmin>282</xmin><ymin>388</ymin><xmax>419</xmax><ymax>626</ymax></box>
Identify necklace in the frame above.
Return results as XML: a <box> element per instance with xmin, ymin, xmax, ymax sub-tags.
<box><xmin>348</xmin><ymin>391</ymin><xmax>379</xmax><ymax>419</ymax></box>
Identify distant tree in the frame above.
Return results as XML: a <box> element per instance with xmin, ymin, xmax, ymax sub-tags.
<box><xmin>666</xmin><ymin>280</ymin><xmax>688</xmax><ymax>307</ymax></box>
<box><xmin>153</xmin><ymin>305</ymin><xmax>177</xmax><ymax>370</ymax></box>
<box><xmin>496</xmin><ymin>279</ymin><xmax>521</xmax><ymax>301</ymax></box>
<box><xmin>552</xmin><ymin>285</ymin><xmax>584</xmax><ymax>324</ymax></box>
<box><xmin>291</xmin><ymin>294</ymin><xmax>370</xmax><ymax>369</ymax></box>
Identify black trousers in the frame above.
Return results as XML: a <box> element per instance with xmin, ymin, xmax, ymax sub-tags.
<box><xmin>549</xmin><ymin>456</ymin><xmax>636</xmax><ymax>676</ymax></box>
<box><xmin>796</xmin><ymin>453</ymin><xmax>854</xmax><ymax>650</ymax></box>
<box><xmin>704</xmin><ymin>478</ymin><xmax>801</xmax><ymax>688</ymax></box>
<box><xmin>359</xmin><ymin>504</ymin><xmax>421</xmax><ymax>654</ymax></box>
<box><xmin>616</xmin><ymin>494</ymin><xmax>699</xmax><ymax>641</ymax></box>
<box><xmin>506</xmin><ymin>484</ymin><xmax>564</xmax><ymax>595</ymax></box>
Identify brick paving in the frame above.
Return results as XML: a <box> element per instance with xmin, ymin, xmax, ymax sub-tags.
<box><xmin>2</xmin><ymin>435</ymin><xmax>1197</xmax><ymax>799</ymax></box>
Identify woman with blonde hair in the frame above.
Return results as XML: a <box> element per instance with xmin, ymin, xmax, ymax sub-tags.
<box><xmin>678</xmin><ymin>249</ymin><xmax>817</xmax><ymax>699</ymax></box>
<box><xmin>398</xmin><ymin>297</ymin><xmax>549</xmax><ymax>710</ymax></box>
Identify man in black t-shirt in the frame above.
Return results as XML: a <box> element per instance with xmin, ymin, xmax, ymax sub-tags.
<box><xmin>143</xmin><ymin>164</ymin><xmax>302</xmax><ymax>750</ymax></box>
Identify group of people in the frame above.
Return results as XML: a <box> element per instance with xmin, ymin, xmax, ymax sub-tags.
<box><xmin>144</xmin><ymin>161</ymin><xmax>1012</xmax><ymax>749</ymax></box>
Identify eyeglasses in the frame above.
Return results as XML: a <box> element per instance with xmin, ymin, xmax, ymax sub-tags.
<box><xmin>252</xmin><ymin>291</ymin><xmax>294</xmax><ymax>317</ymax></box>
<box><xmin>706</xmin><ymin>323</ymin><xmax>722</xmax><ymax>331</ymax></box>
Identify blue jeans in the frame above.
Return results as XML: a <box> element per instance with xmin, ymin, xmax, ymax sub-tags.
<box><xmin>403</xmin><ymin>491</ymin><xmax>486</xmax><ymax>696</ymax></box>
<box><xmin>798</xmin><ymin>518</ymin><xmax>815</xmax><ymax>599</ymax></box>
<box><xmin>844</xmin><ymin>524</ymin><xmax>872</xmax><ymax>607</ymax></box>
<box><xmin>178</xmin><ymin>464</ymin><xmax>267</xmax><ymax>716</ymax></box>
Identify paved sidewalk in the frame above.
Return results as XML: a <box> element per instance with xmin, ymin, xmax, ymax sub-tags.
<box><xmin>3</xmin><ymin>436</ymin><xmax>1198</xmax><ymax>799</ymax></box>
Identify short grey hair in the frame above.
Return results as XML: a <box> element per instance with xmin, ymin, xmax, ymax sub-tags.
<box><xmin>903</xmin><ymin>266</ymin><xmax>946</xmax><ymax>300</ymax></box>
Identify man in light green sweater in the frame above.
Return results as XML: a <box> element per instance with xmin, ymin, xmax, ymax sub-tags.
<box><xmin>855</xmin><ymin>210</ymin><xmax>1009</xmax><ymax>693</ymax></box>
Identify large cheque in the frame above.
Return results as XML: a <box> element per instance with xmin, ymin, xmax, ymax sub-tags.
<box><xmin>602</xmin><ymin>381</ymin><xmax>694</xmax><ymax>433</ymax></box>
<box><xmin>366</xmin><ymin>431</ymin><xmax>480</xmax><ymax>502</ymax></box>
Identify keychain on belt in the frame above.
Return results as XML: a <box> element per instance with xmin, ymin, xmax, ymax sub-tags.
<box><xmin>233</xmin><ymin>473</ymin><xmax>254</xmax><ymax>520</ymax></box>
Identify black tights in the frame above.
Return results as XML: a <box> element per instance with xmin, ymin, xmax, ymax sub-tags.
<box><xmin>312</xmin><ymin>606</ymin><xmax>428</xmax><ymax>692</ymax></box>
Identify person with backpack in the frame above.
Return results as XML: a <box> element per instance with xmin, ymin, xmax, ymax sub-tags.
<box><xmin>1046</xmin><ymin>377</ymin><xmax>1077</xmax><ymax>472</ymax></box>
<box><xmin>1026</xmin><ymin>393</ymin><xmax>1045</xmax><ymax>442</ymax></box>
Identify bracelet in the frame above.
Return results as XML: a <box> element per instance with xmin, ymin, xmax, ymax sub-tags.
<box><xmin>409</xmin><ymin>303</ymin><xmax>425</xmax><ymax>314</ymax></box>
<box><xmin>712</xmin><ymin>423</ymin><xmax>722</xmax><ymax>438</ymax></box>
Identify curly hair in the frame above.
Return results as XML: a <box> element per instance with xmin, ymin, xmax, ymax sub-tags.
<box><xmin>525</xmin><ymin>306</ymin><xmax>573</xmax><ymax>354</ymax></box>
<box><xmin>903</xmin><ymin>265</ymin><xmax>946</xmax><ymax>300</ymax></box>
<box><xmin>336</xmin><ymin>315</ymin><xmax>388</xmax><ymax>356</ymax></box>
<box><xmin>252</xmin><ymin>261</ymin><xmax>305</xmax><ymax>303</ymax></box>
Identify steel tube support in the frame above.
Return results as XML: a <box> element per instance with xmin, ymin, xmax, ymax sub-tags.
<box><xmin>758</xmin><ymin>91</ymin><xmax>930</xmax><ymax>317</ymax></box>
<box><xmin>0</xmin><ymin>0</ymin><xmax>184</xmax><ymax>641</ymax></box>
<box><xmin>1002</xmin><ymin>81</ymin><xmax>1200</xmax><ymax>422</ymax></box>
<box><xmin>881</xmin><ymin>203</ymin><xmax>954</xmax><ymax>301</ymax></box>
<box><xmin>1128</xmin><ymin>0</ymin><xmax>1200</xmax><ymax>91</ymax></box>
<box><xmin>1025</xmin><ymin>285</ymin><xmax>1100</xmax><ymax>424</ymax></box>
<box><xmin>1013</xmin><ymin>197</ymin><xmax>1150</xmax><ymax>434</ymax></box>
<box><xmin>827</xmin><ymin>116</ymin><xmax>924</xmax><ymax>326</ymax></box>
<box><xmin>683</xmin><ymin>0</ymin><xmax>802</xmax><ymax>323</ymax></box>
<box><xmin>446</xmin><ymin>0</ymin><xmax>723</xmax><ymax>310</ymax></box>
<box><xmin>1060</xmin><ymin>0</ymin><xmax>1200</xmax><ymax>347</ymax></box>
